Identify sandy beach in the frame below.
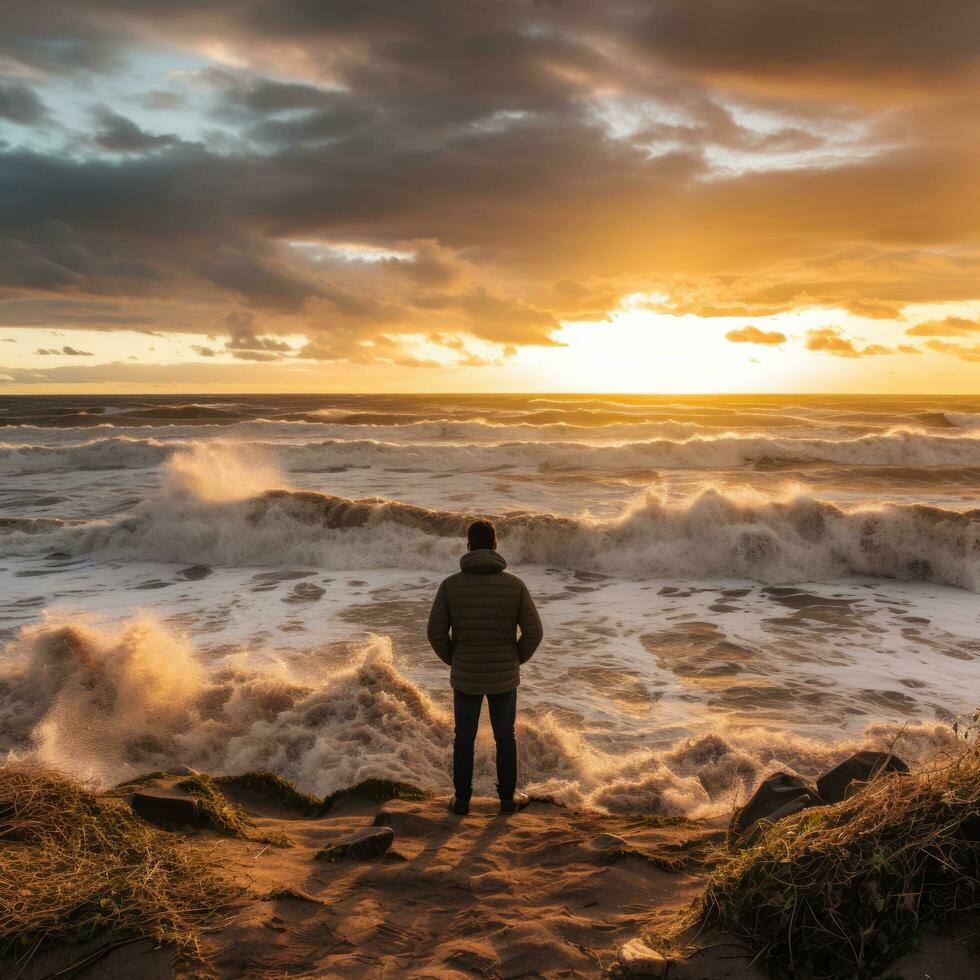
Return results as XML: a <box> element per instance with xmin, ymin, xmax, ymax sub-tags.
<box><xmin>5</xmin><ymin>767</ymin><xmax>975</xmax><ymax>980</ymax></box>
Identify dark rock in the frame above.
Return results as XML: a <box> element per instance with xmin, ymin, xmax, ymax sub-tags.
<box><xmin>741</xmin><ymin>797</ymin><xmax>824</xmax><ymax>845</ymax></box>
<box><xmin>766</xmin><ymin>796</ymin><xmax>819</xmax><ymax>824</ymax></box>
<box><xmin>733</xmin><ymin>772</ymin><xmax>821</xmax><ymax>836</ymax></box>
<box><xmin>315</xmin><ymin>826</ymin><xmax>394</xmax><ymax>861</ymax></box>
<box><xmin>178</xmin><ymin>565</ymin><xmax>212</xmax><ymax>581</ymax></box>
<box><xmin>131</xmin><ymin>789</ymin><xmax>200</xmax><ymax>828</ymax></box>
<box><xmin>816</xmin><ymin>751</ymin><xmax>909</xmax><ymax>804</ymax></box>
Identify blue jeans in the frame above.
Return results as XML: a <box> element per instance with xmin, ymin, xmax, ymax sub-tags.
<box><xmin>453</xmin><ymin>688</ymin><xmax>517</xmax><ymax>801</ymax></box>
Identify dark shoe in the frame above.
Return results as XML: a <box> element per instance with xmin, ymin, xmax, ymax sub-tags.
<box><xmin>449</xmin><ymin>797</ymin><xmax>469</xmax><ymax>815</ymax></box>
<box><xmin>499</xmin><ymin>791</ymin><xmax>529</xmax><ymax>814</ymax></box>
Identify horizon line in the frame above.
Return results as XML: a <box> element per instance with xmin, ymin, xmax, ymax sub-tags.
<box><xmin>0</xmin><ymin>390</ymin><xmax>979</xmax><ymax>399</ymax></box>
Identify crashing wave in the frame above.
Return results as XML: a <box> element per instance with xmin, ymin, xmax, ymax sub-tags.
<box><xmin>1</xmin><ymin>452</ymin><xmax>978</xmax><ymax>590</ymax></box>
<box><xmin>0</xmin><ymin>619</ymin><xmax>961</xmax><ymax>814</ymax></box>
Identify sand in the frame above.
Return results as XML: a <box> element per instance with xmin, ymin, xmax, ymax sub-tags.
<box><xmin>14</xmin><ymin>785</ymin><xmax>975</xmax><ymax>979</ymax></box>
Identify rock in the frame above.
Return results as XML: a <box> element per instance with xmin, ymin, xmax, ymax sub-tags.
<box><xmin>315</xmin><ymin>826</ymin><xmax>395</xmax><ymax>861</ymax></box>
<box><xmin>283</xmin><ymin>582</ymin><xmax>326</xmax><ymax>603</ymax></box>
<box><xmin>618</xmin><ymin>938</ymin><xmax>670</xmax><ymax>978</ymax></box>
<box><xmin>589</xmin><ymin>833</ymin><xmax>627</xmax><ymax>851</ymax></box>
<box><xmin>816</xmin><ymin>751</ymin><xmax>908</xmax><ymax>804</ymax></box>
<box><xmin>131</xmin><ymin>789</ymin><xmax>200</xmax><ymax>828</ymax></box>
<box><xmin>178</xmin><ymin>565</ymin><xmax>212</xmax><ymax>580</ymax></box>
<box><xmin>765</xmin><ymin>796</ymin><xmax>818</xmax><ymax>824</ymax></box>
<box><xmin>169</xmin><ymin>765</ymin><xmax>199</xmax><ymax>777</ymax></box>
<box><xmin>740</xmin><ymin>796</ymin><xmax>823</xmax><ymax>845</ymax></box>
<box><xmin>733</xmin><ymin>772</ymin><xmax>821</xmax><ymax>836</ymax></box>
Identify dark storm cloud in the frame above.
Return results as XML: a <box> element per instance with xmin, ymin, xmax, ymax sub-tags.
<box><xmin>0</xmin><ymin>219</ymin><xmax>163</xmax><ymax>296</ymax></box>
<box><xmin>630</xmin><ymin>0</ymin><xmax>980</xmax><ymax>91</ymax></box>
<box><xmin>0</xmin><ymin>0</ymin><xmax>979</xmax><ymax>367</ymax></box>
<box><xmin>92</xmin><ymin>107</ymin><xmax>180</xmax><ymax>152</ymax></box>
<box><xmin>0</xmin><ymin>82</ymin><xmax>46</xmax><ymax>124</ymax></box>
<box><xmin>0</xmin><ymin>3</ymin><xmax>123</xmax><ymax>74</ymax></box>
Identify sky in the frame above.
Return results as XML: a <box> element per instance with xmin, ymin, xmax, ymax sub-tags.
<box><xmin>0</xmin><ymin>1</ymin><xmax>979</xmax><ymax>394</ymax></box>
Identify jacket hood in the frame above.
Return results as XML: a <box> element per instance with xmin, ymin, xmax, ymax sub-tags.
<box><xmin>459</xmin><ymin>549</ymin><xmax>507</xmax><ymax>574</ymax></box>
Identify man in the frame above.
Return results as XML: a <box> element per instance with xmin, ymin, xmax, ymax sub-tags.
<box><xmin>427</xmin><ymin>519</ymin><xmax>543</xmax><ymax>815</ymax></box>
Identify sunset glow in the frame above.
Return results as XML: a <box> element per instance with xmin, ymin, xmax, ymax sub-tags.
<box><xmin>1</xmin><ymin>2</ymin><xmax>978</xmax><ymax>393</ymax></box>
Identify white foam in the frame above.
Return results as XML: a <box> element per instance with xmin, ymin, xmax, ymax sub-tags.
<box><xmin>3</xmin><ymin>454</ymin><xmax>977</xmax><ymax>590</ymax></box>
<box><xmin>946</xmin><ymin>412</ymin><xmax>980</xmax><ymax>430</ymax></box>
<box><xmin>0</xmin><ymin>618</ymin><xmax>961</xmax><ymax>814</ymax></box>
<box><xmin>4</xmin><ymin>425</ymin><xmax>980</xmax><ymax>476</ymax></box>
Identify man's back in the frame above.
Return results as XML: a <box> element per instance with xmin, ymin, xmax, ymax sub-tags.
<box><xmin>427</xmin><ymin>549</ymin><xmax>542</xmax><ymax>695</ymax></box>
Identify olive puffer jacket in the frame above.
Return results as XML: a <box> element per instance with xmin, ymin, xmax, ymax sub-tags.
<box><xmin>426</xmin><ymin>550</ymin><xmax>543</xmax><ymax>695</ymax></box>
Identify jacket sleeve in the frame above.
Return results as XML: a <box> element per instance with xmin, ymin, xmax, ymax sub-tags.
<box><xmin>516</xmin><ymin>583</ymin><xmax>543</xmax><ymax>664</ymax></box>
<box><xmin>426</xmin><ymin>580</ymin><xmax>453</xmax><ymax>665</ymax></box>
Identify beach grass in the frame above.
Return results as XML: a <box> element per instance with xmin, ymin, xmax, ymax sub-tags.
<box><xmin>176</xmin><ymin>774</ymin><xmax>294</xmax><ymax>847</ymax></box>
<box><xmin>665</xmin><ymin>722</ymin><xmax>980</xmax><ymax>979</ymax></box>
<box><xmin>0</xmin><ymin>767</ymin><xmax>239</xmax><ymax>966</ymax></box>
<box><xmin>216</xmin><ymin>770</ymin><xmax>322</xmax><ymax>814</ymax></box>
<box><xmin>319</xmin><ymin>777</ymin><xmax>432</xmax><ymax>813</ymax></box>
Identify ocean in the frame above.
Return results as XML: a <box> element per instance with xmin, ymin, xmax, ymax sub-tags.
<box><xmin>0</xmin><ymin>392</ymin><xmax>978</xmax><ymax>815</ymax></box>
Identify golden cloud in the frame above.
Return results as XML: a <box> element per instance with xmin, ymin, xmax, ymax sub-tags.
<box><xmin>724</xmin><ymin>325</ymin><xmax>787</xmax><ymax>345</ymax></box>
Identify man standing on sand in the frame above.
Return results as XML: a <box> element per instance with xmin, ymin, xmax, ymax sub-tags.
<box><xmin>427</xmin><ymin>519</ymin><xmax>543</xmax><ymax>815</ymax></box>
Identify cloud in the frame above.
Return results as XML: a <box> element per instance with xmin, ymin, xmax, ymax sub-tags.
<box><xmin>630</xmin><ymin>0</ymin><xmax>980</xmax><ymax>95</ymax></box>
<box><xmin>906</xmin><ymin>316</ymin><xmax>980</xmax><ymax>337</ymax></box>
<box><xmin>1</xmin><ymin>1</ymin><xmax>980</xmax><ymax>380</ymax></box>
<box><xmin>0</xmin><ymin>82</ymin><xmax>46</xmax><ymax>125</ymax></box>
<box><xmin>139</xmin><ymin>90</ymin><xmax>186</xmax><ymax>110</ymax></box>
<box><xmin>35</xmin><ymin>344</ymin><xmax>93</xmax><ymax>356</ymax></box>
<box><xmin>91</xmin><ymin>107</ymin><xmax>180</xmax><ymax>153</ymax></box>
<box><xmin>804</xmin><ymin>327</ymin><xmax>894</xmax><ymax>358</ymax></box>
<box><xmin>383</xmin><ymin>240</ymin><xmax>471</xmax><ymax>289</ymax></box>
<box><xmin>924</xmin><ymin>339</ymin><xmax>980</xmax><ymax>362</ymax></box>
<box><xmin>724</xmin><ymin>325</ymin><xmax>786</xmax><ymax>345</ymax></box>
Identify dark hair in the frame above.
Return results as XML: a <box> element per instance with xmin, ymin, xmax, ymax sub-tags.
<box><xmin>467</xmin><ymin>519</ymin><xmax>497</xmax><ymax>551</ymax></box>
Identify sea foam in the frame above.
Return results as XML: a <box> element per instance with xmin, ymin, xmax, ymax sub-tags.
<box><xmin>0</xmin><ymin>618</ymin><xmax>962</xmax><ymax>815</ymax></box>
<box><xmin>2</xmin><ymin>445</ymin><xmax>978</xmax><ymax>591</ymax></box>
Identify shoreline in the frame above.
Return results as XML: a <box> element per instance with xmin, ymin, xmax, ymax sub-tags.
<box><xmin>2</xmin><ymin>765</ymin><xmax>977</xmax><ymax>979</ymax></box>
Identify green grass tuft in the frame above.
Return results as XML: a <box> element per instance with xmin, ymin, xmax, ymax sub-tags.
<box><xmin>216</xmin><ymin>771</ymin><xmax>322</xmax><ymax>814</ymax></box>
<box><xmin>319</xmin><ymin>778</ymin><xmax>431</xmax><ymax>813</ymax></box>
<box><xmin>112</xmin><ymin>770</ymin><xmax>171</xmax><ymax>790</ymax></box>
<box><xmin>177</xmin><ymin>775</ymin><xmax>293</xmax><ymax>848</ymax></box>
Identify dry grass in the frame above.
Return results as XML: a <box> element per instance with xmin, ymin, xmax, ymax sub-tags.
<box><xmin>0</xmin><ymin>767</ymin><xmax>239</xmax><ymax>971</ymax></box>
<box><xmin>664</xmin><ymin>723</ymin><xmax>980</xmax><ymax>979</ymax></box>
